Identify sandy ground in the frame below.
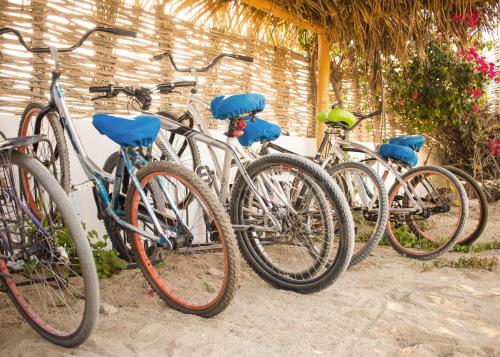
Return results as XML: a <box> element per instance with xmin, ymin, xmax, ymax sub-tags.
<box><xmin>1</xmin><ymin>203</ymin><xmax>498</xmax><ymax>357</ymax></box>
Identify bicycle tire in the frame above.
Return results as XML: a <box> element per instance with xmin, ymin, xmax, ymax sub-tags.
<box><xmin>230</xmin><ymin>153</ymin><xmax>354</xmax><ymax>293</ymax></box>
<box><xmin>18</xmin><ymin>102</ymin><xmax>71</xmax><ymax>193</ymax></box>
<box><xmin>156</xmin><ymin>111</ymin><xmax>201</xmax><ymax>171</ymax></box>
<box><xmin>445</xmin><ymin>166</ymin><xmax>488</xmax><ymax>245</ymax></box>
<box><xmin>385</xmin><ymin>165</ymin><xmax>469</xmax><ymax>260</ymax></box>
<box><xmin>125</xmin><ymin>160</ymin><xmax>239</xmax><ymax>317</ymax></box>
<box><xmin>102</xmin><ymin>151</ymin><xmax>134</xmax><ymax>262</ymax></box>
<box><xmin>0</xmin><ymin>150</ymin><xmax>99</xmax><ymax>347</ymax></box>
<box><xmin>327</xmin><ymin>162</ymin><xmax>389</xmax><ymax>267</ymax></box>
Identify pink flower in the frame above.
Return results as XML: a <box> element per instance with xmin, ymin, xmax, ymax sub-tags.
<box><xmin>452</xmin><ymin>14</ymin><xmax>463</xmax><ymax>22</ymax></box>
<box><xmin>487</xmin><ymin>140</ymin><xmax>500</xmax><ymax>156</ymax></box>
<box><xmin>465</xmin><ymin>11</ymin><xmax>480</xmax><ymax>28</ymax></box>
<box><xmin>473</xmin><ymin>104</ymin><xmax>479</xmax><ymax>113</ymax></box>
<box><xmin>467</xmin><ymin>47</ymin><xmax>478</xmax><ymax>58</ymax></box>
<box><xmin>472</xmin><ymin>89</ymin><xmax>481</xmax><ymax>98</ymax></box>
<box><xmin>411</xmin><ymin>90</ymin><xmax>419</xmax><ymax>100</ymax></box>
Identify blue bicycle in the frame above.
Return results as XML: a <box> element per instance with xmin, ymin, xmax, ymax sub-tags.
<box><xmin>2</xmin><ymin>27</ymin><xmax>239</xmax><ymax>317</ymax></box>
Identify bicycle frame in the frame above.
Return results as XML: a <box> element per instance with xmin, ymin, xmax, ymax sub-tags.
<box><xmin>318</xmin><ymin>129</ymin><xmax>425</xmax><ymax>213</ymax></box>
<box><xmin>151</xmin><ymin>96</ymin><xmax>283</xmax><ymax>232</ymax></box>
<box><xmin>36</xmin><ymin>48</ymin><xmax>176</xmax><ymax>247</ymax></box>
<box><xmin>261</xmin><ymin>127</ymin><xmax>425</xmax><ymax>216</ymax></box>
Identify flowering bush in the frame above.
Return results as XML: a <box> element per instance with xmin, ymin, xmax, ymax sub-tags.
<box><xmin>387</xmin><ymin>40</ymin><xmax>496</xmax><ymax>133</ymax></box>
<box><xmin>386</xmin><ymin>27</ymin><xmax>499</xmax><ymax>186</ymax></box>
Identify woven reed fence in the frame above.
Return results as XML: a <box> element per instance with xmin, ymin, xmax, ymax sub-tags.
<box><xmin>0</xmin><ymin>0</ymin><xmax>316</xmax><ymax>137</ymax></box>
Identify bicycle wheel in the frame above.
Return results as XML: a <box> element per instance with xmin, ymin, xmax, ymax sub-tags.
<box><xmin>125</xmin><ymin>160</ymin><xmax>239</xmax><ymax>317</ymax></box>
<box><xmin>327</xmin><ymin>162</ymin><xmax>388</xmax><ymax>267</ymax></box>
<box><xmin>18</xmin><ymin>103</ymin><xmax>71</xmax><ymax>195</ymax></box>
<box><xmin>155</xmin><ymin>111</ymin><xmax>201</xmax><ymax>171</ymax></box>
<box><xmin>445</xmin><ymin>166</ymin><xmax>488</xmax><ymax>245</ymax></box>
<box><xmin>230</xmin><ymin>153</ymin><xmax>354</xmax><ymax>293</ymax></box>
<box><xmin>385</xmin><ymin>166</ymin><xmax>468</xmax><ymax>260</ymax></box>
<box><xmin>102</xmin><ymin>151</ymin><xmax>133</xmax><ymax>262</ymax></box>
<box><xmin>0</xmin><ymin>150</ymin><xmax>99</xmax><ymax>347</ymax></box>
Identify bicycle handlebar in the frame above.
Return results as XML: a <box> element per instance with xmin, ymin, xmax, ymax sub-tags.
<box><xmin>152</xmin><ymin>51</ymin><xmax>253</xmax><ymax>73</ymax></box>
<box><xmin>89</xmin><ymin>80</ymin><xmax>197</xmax><ymax>97</ymax></box>
<box><xmin>89</xmin><ymin>85</ymin><xmax>134</xmax><ymax>96</ymax></box>
<box><xmin>352</xmin><ymin>109</ymin><xmax>382</xmax><ymax>119</ymax></box>
<box><xmin>0</xmin><ymin>27</ymin><xmax>136</xmax><ymax>53</ymax></box>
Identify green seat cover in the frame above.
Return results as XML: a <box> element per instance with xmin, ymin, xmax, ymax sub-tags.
<box><xmin>316</xmin><ymin>108</ymin><xmax>356</xmax><ymax>128</ymax></box>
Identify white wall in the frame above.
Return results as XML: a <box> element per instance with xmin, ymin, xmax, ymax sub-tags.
<box><xmin>3</xmin><ymin>113</ymin><xmax>435</xmax><ymax>239</ymax></box>
<box><xmin>0</xmin><ymin>114</ymin><xmax>318</xmax><ymax>236</ymax></box>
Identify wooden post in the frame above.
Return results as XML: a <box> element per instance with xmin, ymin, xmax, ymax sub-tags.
<box><xmin>316</xmin><ymin>34</ymin><xmax>331</xmax><ymax>147</ymax></box>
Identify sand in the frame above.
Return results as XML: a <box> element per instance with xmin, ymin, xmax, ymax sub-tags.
<box><xmin>1</xmin><ymin>203</ymin><xmax>498</xmax><ymax>357</ymax></box>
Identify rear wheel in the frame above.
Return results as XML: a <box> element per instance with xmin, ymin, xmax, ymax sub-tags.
<box><xmin>445</xmin><ymin>166</ymin><xmax>488</xmax><ymax>245</ymax></box>
<box><xmin>102</xmin><ymin>151</ymin><xmax>133</xmax><ymax>262</ymax></box>
<box><xmin>385</xmin><ymin>166</ymin><xmax>468</xmax><ymax>260</ymax></box>
<box><xmin>155</xmin><ymin>111</ymin><xmax>201</xmax><ymax>171</ymax></box>
<box><xmin>231</xmin><ymin>153</ymin><xmax>354</xmax><ymax>293</ymax></box>
<box><xmin>18</xmin><ymin>103</ymin><xmax>70</xmax><ymax>211</ymax></box>
<box><xmin>125</xmin><ymin>161</ymin><xmax>239</xmax><ymax>317</ymax></box>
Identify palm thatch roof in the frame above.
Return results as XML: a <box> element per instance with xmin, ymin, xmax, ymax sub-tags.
<box><xmin>171</xmin><ymin>0</ymin><xmax>499</xmax><ymax>62</ymax></box>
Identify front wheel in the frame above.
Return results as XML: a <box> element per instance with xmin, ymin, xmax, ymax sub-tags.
<box><xmin>0</xmin><ymin>150</ymin><xmax>98</xmax><ymax>347</ymax></box>
<box><xmin>327</xmin><ymin>162</ymin><xmax>389</xmax><ymax>267</ymax></box>
<box><xmin>385</xmin><ymin>166</ymin><xmax>468</xmax><ymax>260</ymax></box>
<box><xmin>125</xmin><ymin>161</ymin><xmax>239</xmax><ymax>317</ymax></box>
<box><xmin>230</xmin><ymin>153</ymin><xmax>354</xmax><ymax>293</ymax></box>
<box><xmin>445</xmin><ymin>166</ymin><xmax>488</xmax><ymax>245</ymax></box>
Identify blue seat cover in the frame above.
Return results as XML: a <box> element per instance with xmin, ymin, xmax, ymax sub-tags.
<box><xmin>388</xmin><ymin>135</ymin><xmax>425</xmax><ymax>151</ymax></box>
<box><xmin>378</xmin><ymin>144</ymin><xmax>418</xmax><ymax>167</ymax></box>
<box><xmin>210</xmin><ymin>93</ymin><xmax>266</xmax><ymax>120</ymax></box>
<box><xmin>92</xmin><ymin>113</ymin><xmax>160</xmax><ymax>147</ymax></box>
<box><xmin>238</xmin><ymin>117</ymin><xmax>281</xmax><ymax>147</ymax></box>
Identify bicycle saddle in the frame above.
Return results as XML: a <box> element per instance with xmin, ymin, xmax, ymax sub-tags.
<box><xmin>238</xmin><ymin>117</ymin><xmax>281</xmax><ymax>147</ymax></box>
<box><xmin>388</xmin><ymin>135</ymin><xmax>425</xmax><ymax>151</ymax></box>
<box><xmin>378</xmin><ymin>143</ymin><xmax>418</xmax><ymax>167</ymax></box>
<box><xmin>92</xmin><ymin>113</ymin><xmax>160</xmax><ymax>147</ymax></box>
<box><xmin>210</xmin><ymin>93</ymin><xmax>265</xmax><ymax>120</ymax></box>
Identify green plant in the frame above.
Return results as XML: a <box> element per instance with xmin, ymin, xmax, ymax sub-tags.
<box><xmin>85</xmin><ymin>226</ymin><xmax>127</xmax><ymax>279</ymax></box>
<box><xmin>380</xmin><ymin>225</ymin><xmax>442</xmax><ymax>250</ymax></box>
<box><xmin>387</xmin><ymin>40</ymin><xmax>490</xmax><ymax>133</ymax></box>
<box><xmin>58</xmin><ymin>222</ymin><xmax>127</xmax><ymax>279</ymax></box>
<box><xmin>421</xmin><ymin>256</ymin><xmax>497</xmax><ymax>272</ymax></box>
<box><xmin>450</xmin><ymin>241</ymin><xmax>500</xmax><ymax>253</ymax></box>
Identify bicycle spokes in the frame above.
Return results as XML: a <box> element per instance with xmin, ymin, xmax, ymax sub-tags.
<box><xmin>0</xmin><ymin>154</ymin><xmax>88</xmax><ymax>336</ymax></box>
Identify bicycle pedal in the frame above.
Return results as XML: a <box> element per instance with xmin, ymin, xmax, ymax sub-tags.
<box><xmin>195</xmin><ymin>165</ymin><xmax>214</xmax><ymax>185</ymax></box>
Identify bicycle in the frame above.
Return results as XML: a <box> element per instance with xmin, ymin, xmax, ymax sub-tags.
<box><xmin>310</xmin><ymin>105</ymin><xmax>469</xmax><ymax>260</ymax></box>
<box><xmin>88</xmin><ymin>52</ymin><xmax>356</xmax><ymax>293</ymax></box>
<box><xmin>5</xmin><ymin>27</ymin><xmax>239</xmax><ymax>317</ymax></box>
<box><xmin>389</xmin><ymin>137</ymin><xmax>488</xmax><ymax>246</ymax></box>
<box><xmin>258</xmin><ymin>132</ymin><xmax>389</xmax><ymax>267</ymax></box>
<box><xmin>0</xmin><ymin>131</ymin><xmax>99</xmax><ymax>346</ymax></box>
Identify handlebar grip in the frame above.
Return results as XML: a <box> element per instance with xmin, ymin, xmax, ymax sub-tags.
<box><xmin>234</xmin><ymin>54</ymin><xmax>254</xmax><ymax>62</ymax></box>
<box><xmin>174</xmin><ymin>81</ymin><xmax>197</xmax><ymax>87</ymax></box>
<box><xmin>108</xmin><ymin>28</ymin><xmax>137</xmax><ymax>38</ymax></box>
<box><xmin>152</xmin><ymin>52</ymin><xmax>168</xmax><ymax>61</ymax></box>
<box><xmin>89</xmin><ymin>85</ymin><xmax>112</xmax><ymax>93</ymax></box>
